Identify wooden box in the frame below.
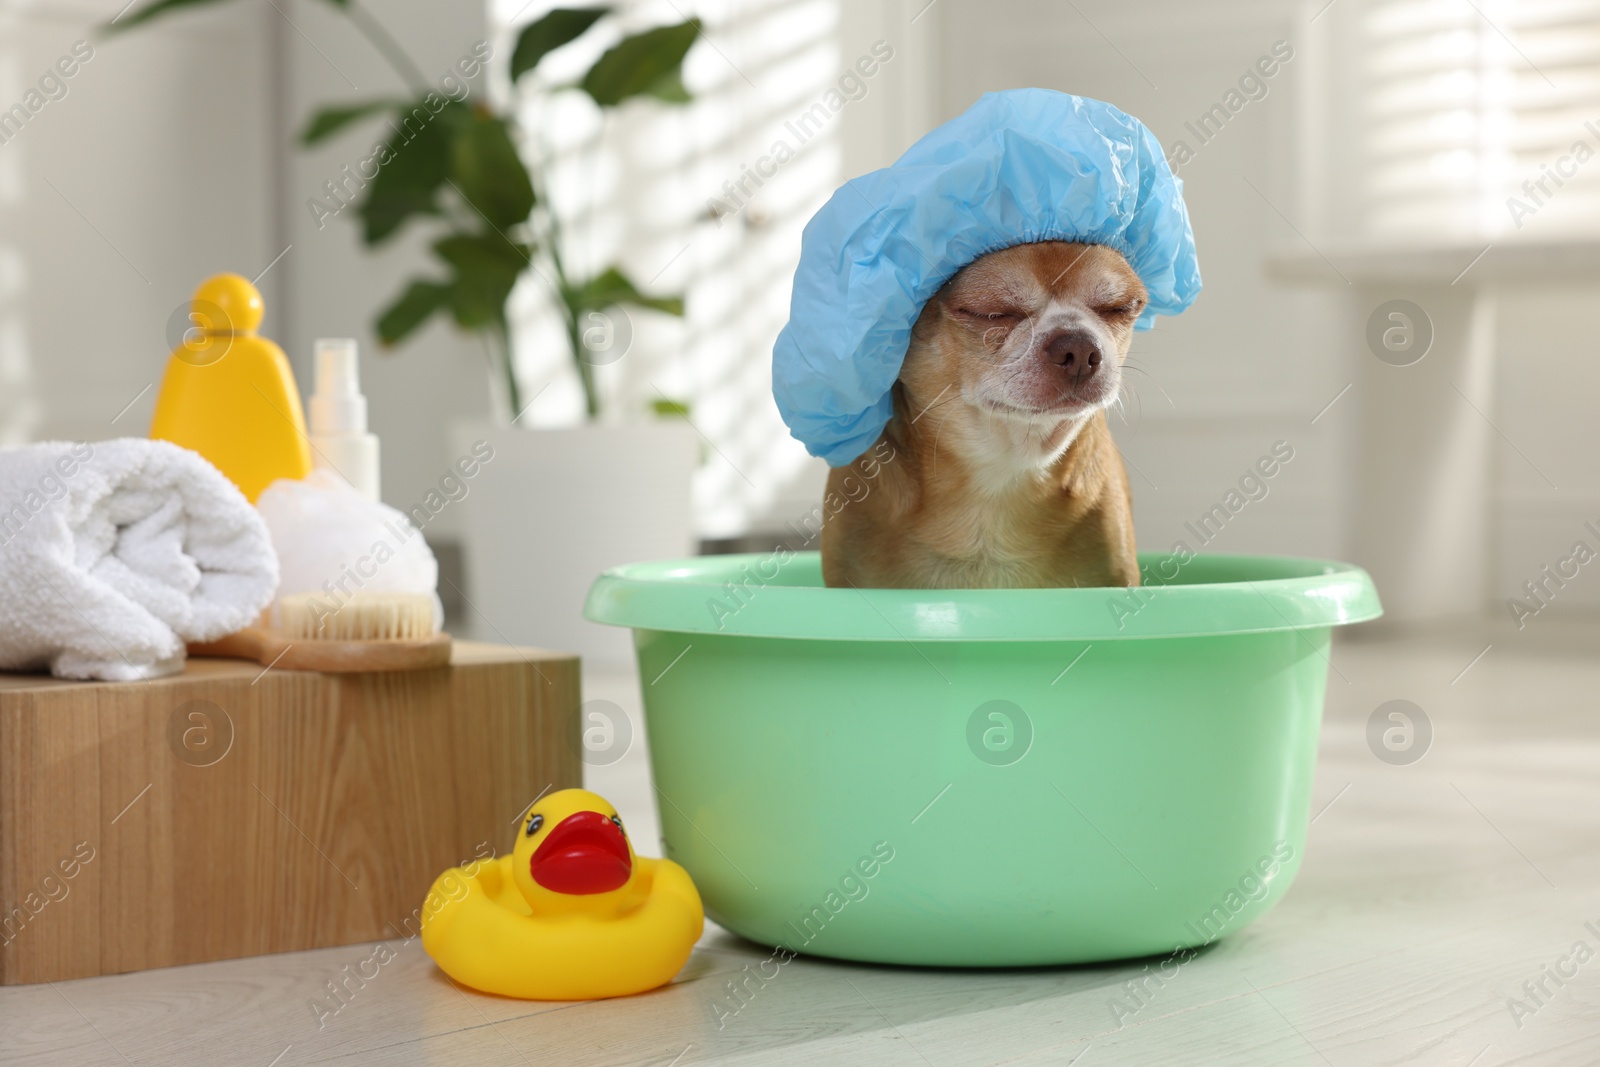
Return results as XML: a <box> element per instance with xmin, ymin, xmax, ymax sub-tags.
<box><xmin>0</xmin><ymin>642</ymin><xmax>580</xmax><ymax>984</ymax></box>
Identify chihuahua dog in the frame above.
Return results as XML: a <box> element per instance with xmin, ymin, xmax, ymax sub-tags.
<box><xmin>821</xmin><ymin>241</ymin><xmax>1145</xmax><ymax>589</ymax></box>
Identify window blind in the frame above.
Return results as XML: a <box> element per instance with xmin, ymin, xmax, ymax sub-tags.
<box><xmin>1362</xmin><ymin>0</ymin><xmax>1600</xmax><ymax>239</ymax></box>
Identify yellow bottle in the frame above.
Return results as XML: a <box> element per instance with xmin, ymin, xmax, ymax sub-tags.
<box><xmin>150</xmin><ymin>274</ymin><xmax>312</xmax><ymax>502</ymax></box>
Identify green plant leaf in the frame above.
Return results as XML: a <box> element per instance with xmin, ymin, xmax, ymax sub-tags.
<box><xmin>633</xmin><ymin>293</ymin><xmax>685</xmax><ymax>315</ymax></box>
<box><xmin>433</xmin><ymin>233</ymin><xmax>531</xmax><ymax>274</ymax></box>
<box><xmin>642</xmin><ymin>70</ymin><xmax>690</xmax><ymax>103</ymax></box>
<box><xmin>300</xmin><ymin>100</ymin><xmax>403</xmax><ymax>145</ymax></box>
<box><xmin>580</xmin><ymin>20</ymin><xmax>700</xmax><ymax>107</ymax></box>
<box><xmin>104</xmin><ymin>0</ymin><xmax>234</xmax><ymax>32</ymax></box>
<box><xmin>510</xmin><ymin>7</ymin><xmax>610</xmax><ymax>82</ymax></box>
<box><xmin>567</xmin><ymin>266</ymin><xmax>685</xmax><ymax>317</ymax></box>
<box><xmin>377</xmin><ymin>280</ymin><xmax>450</xmax><ymax>345</ymax></box>
<box><xmin>356</xmin><ymin>100</ymin><xmax>465</xmax><ymax>243</ymax></box>
<box><xmin>449</xmin><ymin>113</ymin><xmax>536</xmax><ymax>231</ymax></box>
<box><xmin>652</xmin><ymin>398</ymin><xmax>691</xmax><ymax>418</ymax></box>
<box><xmin>433</xmin><ymin>235</ymin><xmax>527</xmax><ymax>329</ymax></box>
<box><xmin>446</xmin><ymin>277</ymin><xmax>511</xmax><ymax>329</ymax></box>
<box><xmin>361</xmin><ymin>184</ymin><xmax>438</xmax><ymax>244</ymax></box>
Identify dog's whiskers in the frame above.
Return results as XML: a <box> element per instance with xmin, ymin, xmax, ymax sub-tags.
<box><xmin>1119</xmin><ymin>359</ymin><xmax>1175</xmax><ymax>408</ymax></box>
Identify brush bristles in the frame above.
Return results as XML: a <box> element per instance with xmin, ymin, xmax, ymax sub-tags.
<box><xmin>277</xmin><ymin>592</ymin><xmax>436</xmax><ymax>641</ymax></box>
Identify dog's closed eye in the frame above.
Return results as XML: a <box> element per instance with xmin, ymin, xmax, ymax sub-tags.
<box><xmin>1093</xmin><ymin>296</ymin><xmax>1146</xmax><ymax>321</ymax></box>
<box><xmin>950</xmin><ymin>305</ymin><xmax>1028</xmax><ymax>346</ymax></box>
<box><xmin>953</xmin><ymin>305</ymin><xmax>1026</xmax><ymax>321</ymax></box>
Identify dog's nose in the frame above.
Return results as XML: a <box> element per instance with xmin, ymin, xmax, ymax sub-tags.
<box><xmin>1042</xmin><ymin>329</ymin><xmax>1102</xmax><ymax>379</ymax></box>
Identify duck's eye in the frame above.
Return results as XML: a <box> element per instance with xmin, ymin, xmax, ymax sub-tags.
<box><xmin>610</xmin><ymin>814</ymin><xmax>624</xmax><ymax>831</ymax></box>
<box><xmin>525</xmin><ymin>814</ymin><xmax>544</xmax><ymax>837</ymax></box>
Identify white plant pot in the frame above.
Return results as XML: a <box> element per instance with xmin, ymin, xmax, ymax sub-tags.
<box><xmin>450</xmin><ymin>422</ymin><xmax>698</xmax><ymax>667</ymax></box>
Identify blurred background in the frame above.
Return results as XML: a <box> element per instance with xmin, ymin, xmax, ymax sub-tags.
<box><xmin>3</xmin><ymin>0</ymin><xmax>1597</xmax><ymax>660</ymax></box>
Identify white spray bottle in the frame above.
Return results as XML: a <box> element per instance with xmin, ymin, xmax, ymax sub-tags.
<box><xmin>308</xmin><ymin>338</ymin><xmax>381</xmax><ymax>501</ymax></box>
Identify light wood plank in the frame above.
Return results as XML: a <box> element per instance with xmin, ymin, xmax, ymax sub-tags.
<box><xmin>0</xmin><ymin>643</ymin><xmax>579</xmax><ymax>984</ymax></box>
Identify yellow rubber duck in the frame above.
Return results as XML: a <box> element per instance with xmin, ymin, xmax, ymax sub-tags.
<box><xmin>420</xmin><ymin>788</ymin><xmax>703</xmax><ymax>1000</ymax></box>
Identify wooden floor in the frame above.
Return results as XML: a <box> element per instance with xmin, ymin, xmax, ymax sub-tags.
<box><xmin>4</xmin><ymin>619</ymin><xmax>1599</xmax><ymax>1066</ymax></box>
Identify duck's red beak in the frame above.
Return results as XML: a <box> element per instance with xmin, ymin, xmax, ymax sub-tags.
<box><xmin>529</xmin><ymin>811</ymin><xmax>632</xmax><ymax>895</ymax></box>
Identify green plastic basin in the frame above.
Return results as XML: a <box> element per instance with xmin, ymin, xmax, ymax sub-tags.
<box><xmin>584</xmin><ymin>551</ymin><xmax>1380</xmax><ymax>967</ymax></box>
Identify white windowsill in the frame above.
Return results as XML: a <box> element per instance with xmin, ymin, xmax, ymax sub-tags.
<box><xmin>1264</xmin><ymin>236</ymin><xmax>1600</xmax><ymax>286</ymax></box>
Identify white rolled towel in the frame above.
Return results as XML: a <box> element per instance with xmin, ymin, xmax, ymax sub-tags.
<box><xmin>0</xmin><ymin>439</ymin><xmax>278</xmax><ymax>680</ymax></box>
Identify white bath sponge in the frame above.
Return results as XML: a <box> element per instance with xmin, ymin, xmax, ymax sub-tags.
<box><xmin>255</xmin><ymin>468</ymin><xmax>443</xmax><ymax>633</ymax></box>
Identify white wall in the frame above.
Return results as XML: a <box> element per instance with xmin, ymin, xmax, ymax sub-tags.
<box><xmin>1492</xmin><ymin>285</ymin><xmax>1600</xmax><ymax>616</ymax></box>
<box><xmin>0</xmin><ymin>0</ymin><xmax>276</xmax><ymax>446</ymax></box>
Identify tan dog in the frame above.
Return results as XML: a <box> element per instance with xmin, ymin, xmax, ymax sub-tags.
<box><xmin>821</xmin><ymin>241</ymin><xmax>1145</xmax><ymax>589</ymax></box>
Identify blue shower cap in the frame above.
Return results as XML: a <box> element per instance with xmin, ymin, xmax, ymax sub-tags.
<box><xmin>773</xmin><ymin>89</ymin><xmax>1201</xmax><ymax>467</ymax></box>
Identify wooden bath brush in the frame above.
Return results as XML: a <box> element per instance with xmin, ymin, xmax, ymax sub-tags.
<box><xmin>189</xmin><ymin>591</ymin><xmax>450</xmax><ymax>672</ymax></box>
